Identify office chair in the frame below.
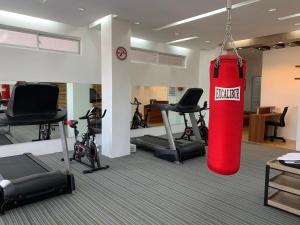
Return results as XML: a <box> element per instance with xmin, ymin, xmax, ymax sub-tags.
<box><xmin>266</xmin><ymin>107</ymin><xmax>288</xmax><ymax>142</ymax></box>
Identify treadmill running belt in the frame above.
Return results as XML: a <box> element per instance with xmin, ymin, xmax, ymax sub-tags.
<box><xmin>135</xmin><ymin>135</ymin><xmax>182</xmax><ymax>147</ymax></box>
<box><xmin>0</xmin><ymin>134</ymin><xmax>12</xmax><ymax>146</ymax></box>
<box><xmin>0</xmin><ymin>155</ymin><xmax>48</xmax><ymax>179</ymax></box>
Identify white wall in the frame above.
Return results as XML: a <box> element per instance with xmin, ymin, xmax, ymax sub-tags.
<box><xmin>198</xmin><ymin>48</ymin><xmax>220</xmax><ymax>125</ymax></box>
<box><xmin>0</xmin><ymin>19</ymin><xmax>101</xmax><ymax>84</ymax></box>
<box><xmin>261</xmin><ymin>47</ymin><xmax>300</xmax><ymax>140</ymax></box>
<box><xmin>130</xmin><ymin>38</ymin><xmax>199</xmax><ymax>87</ymax></box>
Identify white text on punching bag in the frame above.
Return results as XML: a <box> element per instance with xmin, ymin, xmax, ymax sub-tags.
<box><xmin>215</xmin><ymin>87</ymin><xmax>240</xmax><ymax>101</ymax></box>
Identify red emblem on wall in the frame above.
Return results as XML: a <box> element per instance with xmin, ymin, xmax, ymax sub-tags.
<box><xmin>116</xmin><ymin>47</ymin><xmax>128</xmax><ymax>61</ymax></box>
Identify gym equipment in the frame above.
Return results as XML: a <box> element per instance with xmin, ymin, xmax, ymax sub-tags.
<box><xmin>0</xmin><ymin>82</ymin><xmax>75</xmax><ymax>214</ymax></box>
<box><xmin>67</xmin><ymin>107</ymin><xmax>109</xmax><ymax>174</ymax></box>
<box><xmin>131</xmin><ymin>97</ymin><xmax>148</xmax><ymax>129</ymax></box>
<box><xmin>208</xmin><ymin>0</ymin><xmax>246</xmax><ymax>175</ymax></box>
<box><xmin>176</xmin><ymin>101</ymin><xmax>209</xmax><ymax>145</ymax></box>
<box><xmin>131</xmin><ymin>88</ymin><xmax>205</xmax><ymax>163</ymax></box>
<box><xmin>1</xmin><ymin>85</ymin><xmax>10</xmax><ymax>106</ymax></box>
<box><xmin>0</xmin><ymin>134</ymin><xmax>12</xmax><ymax>145</ymax></box>
<box><xmin>33</xmin><ymin>123</ymin><xmax>57</xmax><ymax>141</ymax></box>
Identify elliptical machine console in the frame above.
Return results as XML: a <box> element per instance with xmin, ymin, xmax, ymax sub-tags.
<box><xmin>66</xmin><ymin>107</ymin><xmax>109</xmax><ymax>174</ymax></box>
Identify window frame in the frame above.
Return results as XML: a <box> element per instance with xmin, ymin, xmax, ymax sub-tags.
<box><xmin>131</xmin><ymin>47</ymin><xmax>186</xmax><ymax>68</ymax></box>
<box><xmin>0</xmin><ymin>25</ymin><xmax>81</xmax><ymax>54</ymax></box>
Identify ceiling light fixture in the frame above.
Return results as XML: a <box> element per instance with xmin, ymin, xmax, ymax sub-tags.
<box><xmin>268</xmin><ymin>8</ymin><xmax>277</xmax><ymax>12</ymax></box>
<box><xmin>154</xmin><ymin>0</ymin><xmax>261</xmax><ymax>31</ymax></box>
<box><xmin>175</xmin><ymin>32</ymin><xmax>180</xmax><ymax>36</ymax></box>
<box><xmin>205</xmin><ymin>40</ymin><xmax>210</xmax><ymax>43</ymax></box>
<box><xmin>134</xmin><ymin>22</ymin><xmax>141</xmax><ymax>25</ymax></box>
<box><xmin>278</xmin><ymin>12</ymin><xmax>300</xmax><ymax>21</ymax></box>
<box><xmin>166</xmin><ymin>36</ymin><xmax>199</xmax><ymax>44</ymax></box>
<box><xmin>78</xmin><ymin>7</ymin><xmax>86</xmax><ymax>12</ymax></box>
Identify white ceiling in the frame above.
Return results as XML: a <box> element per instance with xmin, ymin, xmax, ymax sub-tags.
<box><xmin>1</xmin><ymin>0</ymin><xmax>300</xmax><ymax>49</ymax></box>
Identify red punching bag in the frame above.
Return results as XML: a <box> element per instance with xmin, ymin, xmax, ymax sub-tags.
<box><xmin>207</xmin><ymin>55</ymin><xmax>246</xmax><ymax>175</ymax></box>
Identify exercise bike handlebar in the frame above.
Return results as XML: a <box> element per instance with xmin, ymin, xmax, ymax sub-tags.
<box><xmin>100</xmin><ymin>109</ymin><xmax>107</xmax><ymax>118</ymax></box>
<box><xmin>199</xmin><ymin>101</ymin><xmax>209</xmax><ymax>112</ymax></box>
<box><xmin>130</xmin><ymin>97</ymin><xmax>142</xmax><ymax>106</ymax></box>
<box><xmin>79</xmin><ymin>107</ymin><xmax>107</xmax><ymax>120</ymax></box>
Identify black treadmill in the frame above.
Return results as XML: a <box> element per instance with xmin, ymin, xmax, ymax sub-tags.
<box><xmin>0</xmin><ymin>83</ymin><xmax>75</xmax><ymax>214</ymax></box>
<box><xmin>131</xmin><ymin>88</ymin><xmax>205</xmax><ymax>162</ymax></box>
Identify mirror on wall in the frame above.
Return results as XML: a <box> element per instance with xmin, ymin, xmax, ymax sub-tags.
<box><xmin>0</xmin><ymin>81</ymin><xmax>102</xmax><ymax>146</ymax></box>
<box><xmin>131</xmin><ymin>86</ymin><xmax>188</xmax><ymax>129</ymax></box>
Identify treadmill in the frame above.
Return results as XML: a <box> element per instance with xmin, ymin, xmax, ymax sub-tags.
<box><xmin>131</xmin><ymin>88</ymin><xmax>205</xmax><ymax>162</ymax></box>
<box><xmin>0</xmin><ymin>83</ymin><xmax>75</xmax><ymax>214</ymax></box>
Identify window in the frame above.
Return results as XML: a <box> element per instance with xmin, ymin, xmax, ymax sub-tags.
<box><xmin>131</xmin><ymin>48</ymin><xmax>186</xmax><ymax>67</ymax></box>
<box><xmin>0</xmin><ymin>27</ymin><xmax>80</xmax><ymax>54</ymax></box>
<box><xmin>0</xmin><ymin>29</ymin><xmax>37</xmax><ymax>47</ymax></box>
<box><xmin>131</xmin><ymin>48</ymin><xmax>157</xmax><ymax>63</ymax></box>
<box><xmin>158</xmin><ymin>53</ymin><xmax>185</xmax><ymax>67</ymax></box>
<box><xmin>38</xmin><ymin>36</ymin><xmax>80</xmax><ymax>53</ymax></box>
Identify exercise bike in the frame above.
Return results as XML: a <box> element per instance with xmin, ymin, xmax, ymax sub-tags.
<box><xmin>66</xmin><ymin>107</ymin><xmax>109</xmax><ymax>174</ymax></box>
<box><xmin>131</xmin><ymin>97</ymin><xmax>148</xmax><ymax>129</ymax></box>
<box><xmin>176</xmin><ymin>101</ymin><xmax>209</xmax><ymax>145</ymax></box>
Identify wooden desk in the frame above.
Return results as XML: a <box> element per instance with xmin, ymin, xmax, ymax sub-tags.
<box><xmin>144</xmin><ymin>100</ymin><xmax>168</xmax><ymax>125</ymax></box>
<box><xmin>248</xmin><ymin>113</ymin><xmax>281</xmax><ymax>142</ymax></box>
<box><xmin>257</xmin><ymin>106</ymin><xmax>276</xmax><ymax>114</ymax></box>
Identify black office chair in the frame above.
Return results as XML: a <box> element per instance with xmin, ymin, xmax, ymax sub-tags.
<box><xmin>266</xmin><ymin>107</ymin><xmax>288</xmax><ymax>142</ymax></box>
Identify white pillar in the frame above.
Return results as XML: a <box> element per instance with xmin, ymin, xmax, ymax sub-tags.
<box><xmin>101</xmin><ymin>16</ymin><xmax>131</xmax><ymax>158</ymax></box>
<box><xmin>67</xmin><ymin>83</ymin><xmax>91</xmax><ymax>137</ymax></box>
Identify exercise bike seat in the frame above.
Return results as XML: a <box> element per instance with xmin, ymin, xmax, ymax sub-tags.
<box><xmin>67</xmin><ymin>120</ymin><xmax>78</xmax><ymax>128</ymax></box>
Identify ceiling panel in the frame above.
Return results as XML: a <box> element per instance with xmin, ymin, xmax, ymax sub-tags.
<box><xmin>0</xmin><ymin>0</ymin><xmax>299</xmax><ymax>49</ymax></box>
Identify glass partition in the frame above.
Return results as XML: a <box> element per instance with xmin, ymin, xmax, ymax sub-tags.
<box><xmin>131</xmin><ymin>86</ymin><xmax>188</xmax><ymax>129</ymax></box>
<box><xmin>0</xmin><ymin>81</ymin><xmax>101</xmax><ymax>145</ymax></box>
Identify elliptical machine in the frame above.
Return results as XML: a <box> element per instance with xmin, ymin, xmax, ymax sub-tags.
<box><xmin>177</xmin><ymin>101</ymin><xmax>209</xmax><ymax>145</ymax></box>
<box><xmin>131</xmin><ymin>97</ymin><xmax>148</xmax><ymax>129</ymax></box>
<box><xmin>67</xmin><ymin>107</ymin><xmax>109</xmax><ymax>174</ymax></box>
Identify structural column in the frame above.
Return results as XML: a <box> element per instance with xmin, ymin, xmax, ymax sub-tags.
<box><xmin>67</xmin><ymin>83</ymin><xmax>90</xmax><ymax>136</ymax></box>
<box><xmin>100</xmin><ymin>16</ymin><xmax>132</xmax><ymax>158</ymax></box>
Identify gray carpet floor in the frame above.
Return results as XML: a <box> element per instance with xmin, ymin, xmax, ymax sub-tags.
<box><xmin>0</xmin><ymin>142</ymin><xmax>299</xmax><ymax>225</ymax></box>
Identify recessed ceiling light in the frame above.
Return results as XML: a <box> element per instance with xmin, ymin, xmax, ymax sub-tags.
<box><xmin>205</xmin><ymin>40</ymin><xmax>210</xmax><ymax>43</ymax></box>
<box><xmin>175</xmin><ymin>32</ymin><xmax>180</xmax><ymax>36</ymax></box>
<box><xmin>78</xmin><ymin>7</ymin><xmax>86</xmax><ymax>12</ymax></box>
<box><xmin>278</xmin><ymin>12</ymin><xmax>300</xmax><ymax>21</ymax></box>
<box><xmin>295</xmin><ymin>23</ymin><xmax>300</xmax><ymax>26</ymax></box>
<box><xmin>134</xmin><ymin>21</ymin><xmax>141</xmax><ymax>25</ymax></box>
<box><xmin>154</xmin><ymin>0</ymin><xmax>261</xmax><ymax>31</ymax></box>
<box><xmin>166</xmin><ymin>36</ymin><xmax>199</xmax><ymax>44</ymax></box>
<box><xmin>268</xmin><ymin>8</ymin><xmax>277</xmax><ymax>12</ymax></box>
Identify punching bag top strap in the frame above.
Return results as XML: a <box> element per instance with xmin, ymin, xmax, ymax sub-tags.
<box><xmin>213</xmin><ymin>57</ymin><xmax>244</xmax><ymax>79</ymax></box>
